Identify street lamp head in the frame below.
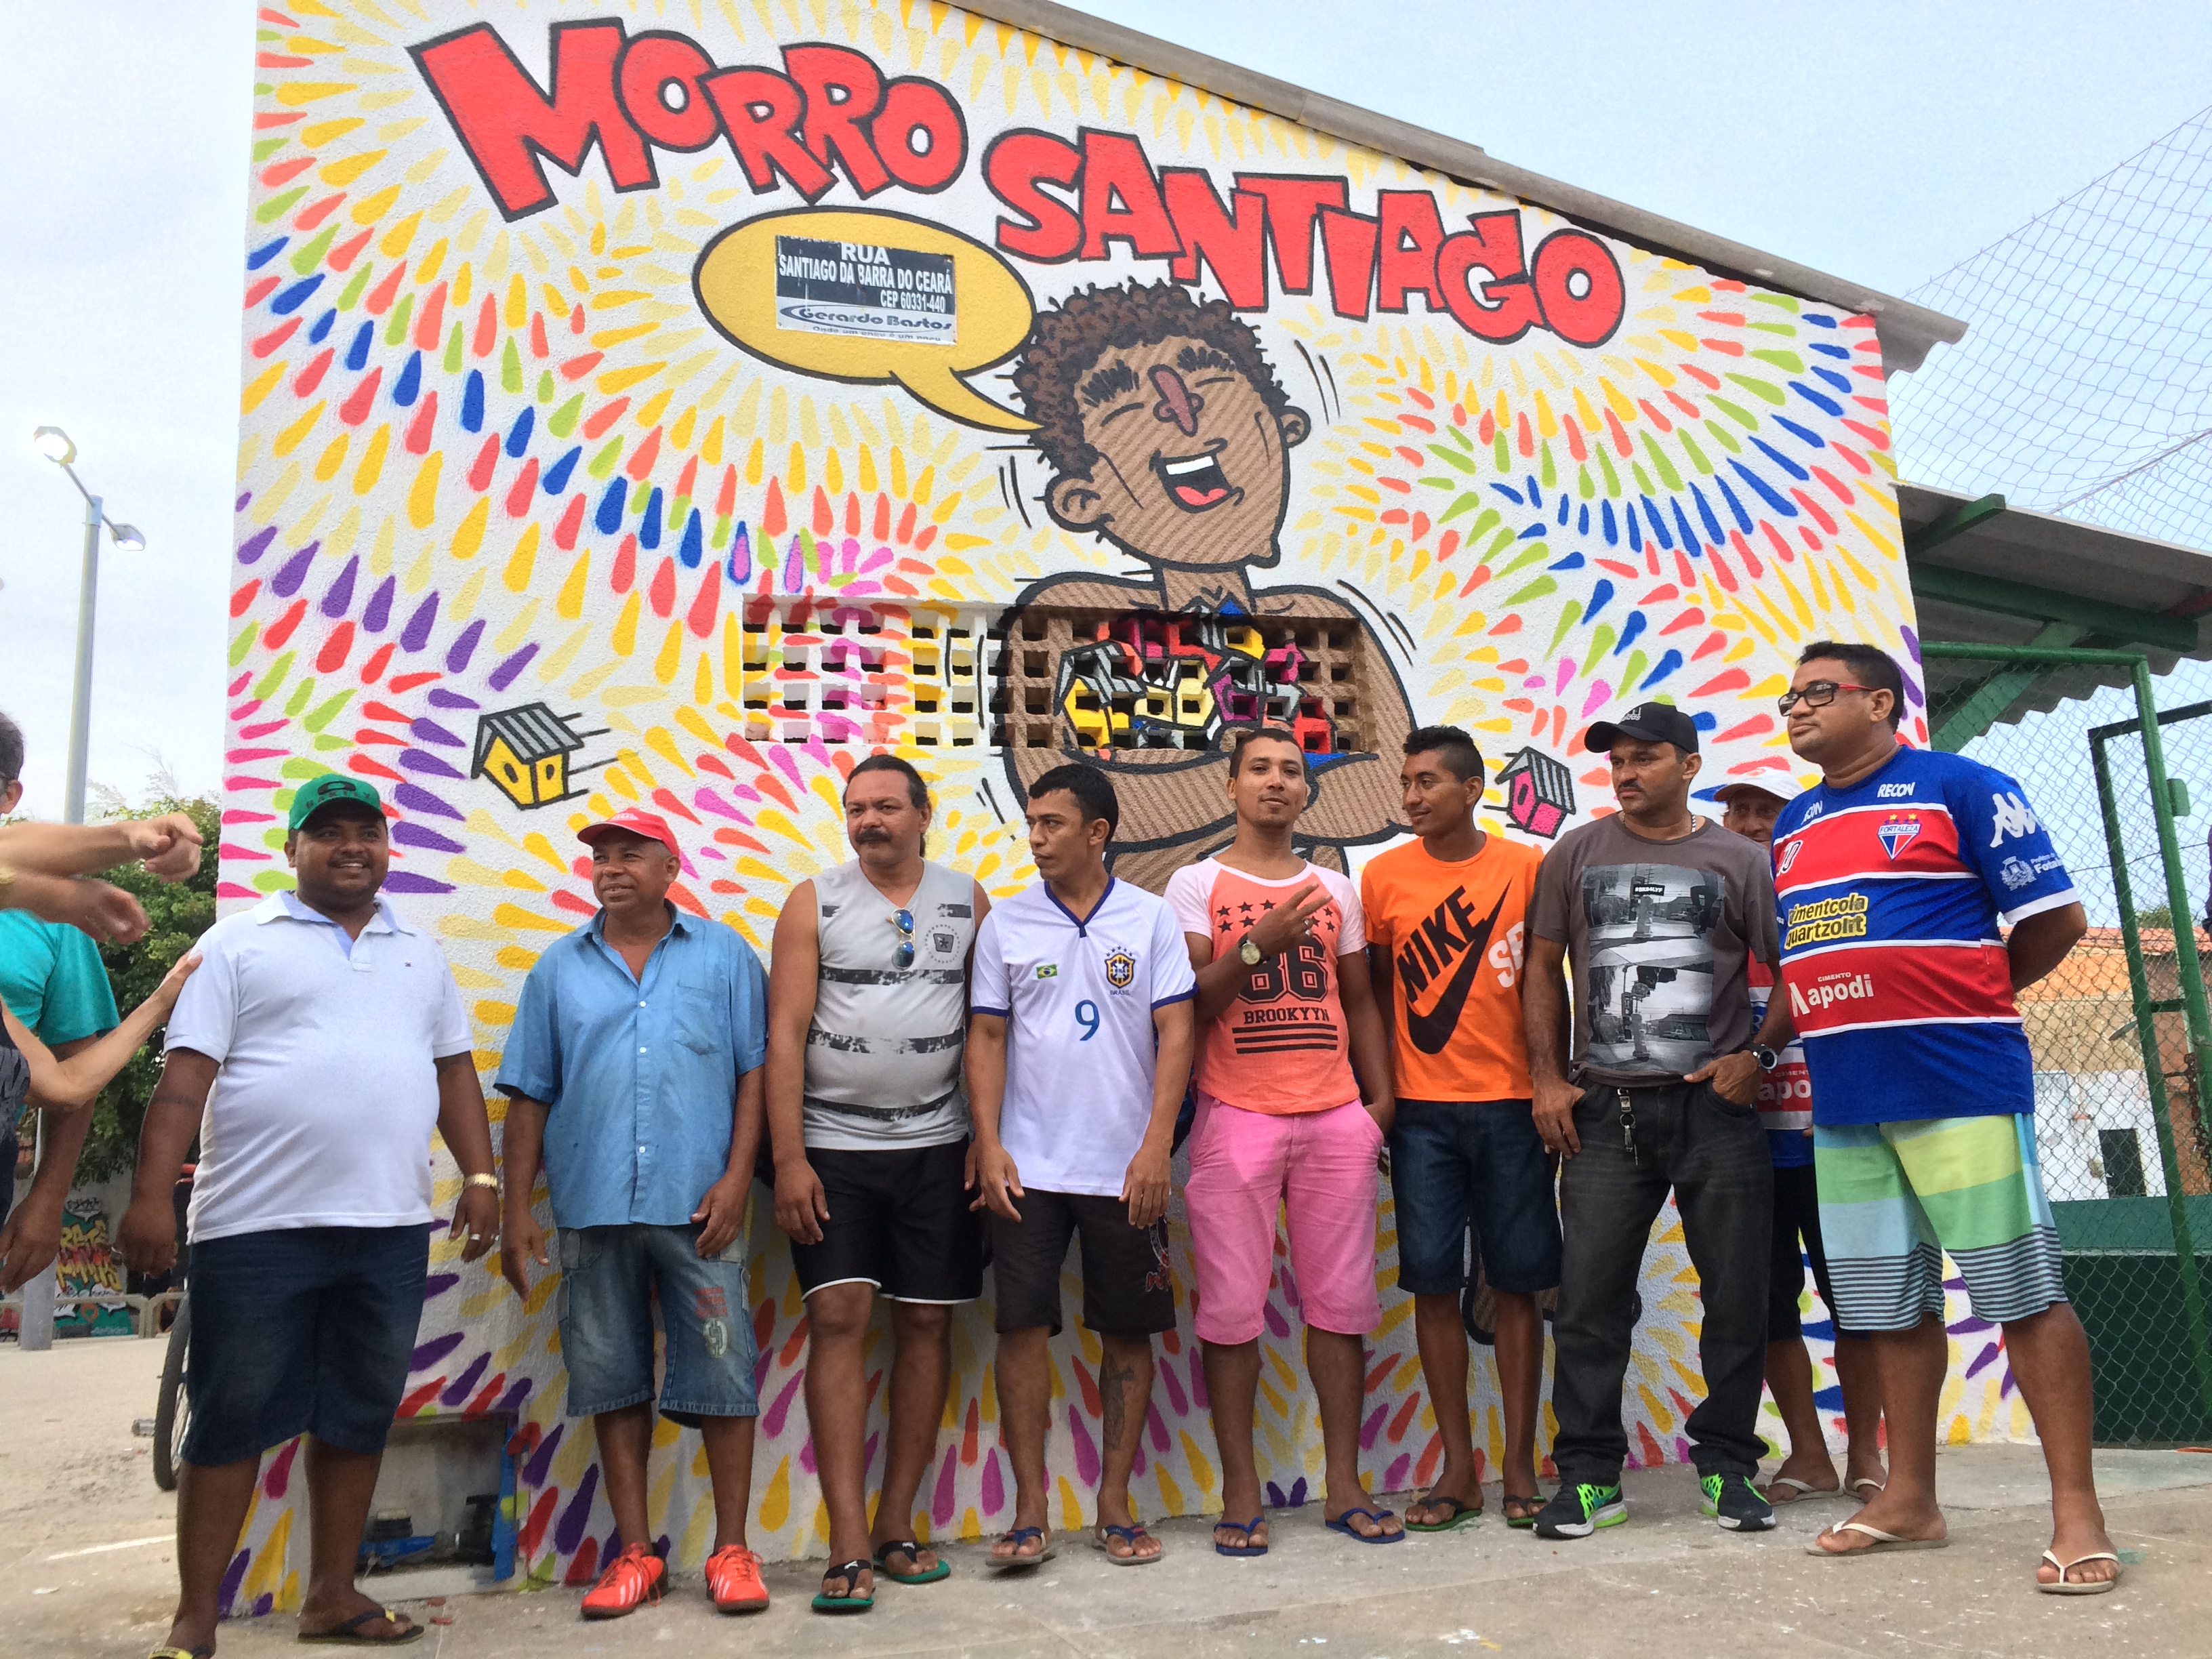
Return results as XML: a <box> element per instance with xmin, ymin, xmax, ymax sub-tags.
<box><xmin>108</xmin><ymin>523</ymin><xmax>146</xmax><ymax>552</ymax></box>
<box><xmin>33</xmin><ymin>426</ymin><xmax>76</xmax><ymax>464</ymax></box>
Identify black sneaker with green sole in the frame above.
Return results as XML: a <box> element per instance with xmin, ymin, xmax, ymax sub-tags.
<box><xmin>1532</xmin><ymin>1481</ymin><xmax>1625</xmax><ymax>1539</ymax></box>
<box><xmin>1701</xmin><ymin>1473</ymin><xmax>1776</xmax><ymax>1532</ymax></box>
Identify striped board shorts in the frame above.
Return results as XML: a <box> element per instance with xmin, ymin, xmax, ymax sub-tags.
<box><xmin>1814</xmin><ymin>1113</ymin><xmax>2068</xmax><ymax>1332</ymax></box>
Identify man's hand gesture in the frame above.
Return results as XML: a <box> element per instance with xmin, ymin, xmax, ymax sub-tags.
<box><xmin>1121</xmin><ymin>1141</ymin><xmax>1172</xmax><ymax>1229</ymax></box>
<box><xmin>1245</xmin><ymin>879</ymin><xmax>1332</xmax><ymax>958</ymax></box>
<box><xmin>692</xmin><ymin>1172</ymin><xmax>749</xmax><ymax>1258</ymax></box>
<box><xmin>128</xmin><ymin>813</ymin><xmax>205</xmax><ymax>882</ymax></box>
<box><xmin>501</xmin><ymin>1198</ymin><xmax>549</xmax><ymax>1300</ymax></box>
<box><xmin>967</xmin><ymin>1139</ymin><xmax>1023</xmax><ymax>1221</ymax></box>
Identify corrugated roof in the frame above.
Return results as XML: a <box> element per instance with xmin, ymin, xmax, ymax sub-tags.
<box><xmin>964</xmin><ymin>0</ymin><xmax>1967</xmax><ymax>375</ymax></box>
<box><xmin>1902</xmin><ymin>481</ymin><xmax>2212</xmax><ymax>724</ymax></box>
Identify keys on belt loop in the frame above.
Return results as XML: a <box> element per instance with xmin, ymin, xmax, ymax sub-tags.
<box><xmin>1616</xmin><ymin>1088</ymin><xmax>1638</xmax><ymax>1164</ymax></box>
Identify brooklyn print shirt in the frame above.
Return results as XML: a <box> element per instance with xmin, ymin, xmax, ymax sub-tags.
<box><xmin>1769</xmin><ymin>745</ymin><xmax>2078</xmax><ymax>1125</ymax></box>
<box><xmin>1166</xmin><ymin>858</ymin><xmax>1366</xmax><ymax>1115</ymax></box>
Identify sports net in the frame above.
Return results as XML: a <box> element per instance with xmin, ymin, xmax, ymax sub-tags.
<box><xmin>1891</xmin><ymin>104</ymin><xmax>2212</xmax><ymax>554</ymax></box>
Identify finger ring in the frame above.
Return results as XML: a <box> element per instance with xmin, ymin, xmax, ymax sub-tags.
<box><xmin>468</xmin><ymin>1233</ymin><xmax>484</xmax><ymax>1242</ymax></box>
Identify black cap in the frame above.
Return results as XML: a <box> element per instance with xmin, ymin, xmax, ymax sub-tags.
<box><xmin>1586</xmin><ymin>701</ymin><xmax>1700</xmax><ymax>756</ymax></box>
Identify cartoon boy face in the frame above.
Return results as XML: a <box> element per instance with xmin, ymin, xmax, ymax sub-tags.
<box><xmin>1034</xmin><ymin>324</ymin><xmax>1309</xmax><ymax>572</ymax></box>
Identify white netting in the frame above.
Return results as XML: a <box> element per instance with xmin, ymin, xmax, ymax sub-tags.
<box><xmin>1891</xmin><ymin>106</ymin><xmax>2212</xmax><ymax>552</ymax></box>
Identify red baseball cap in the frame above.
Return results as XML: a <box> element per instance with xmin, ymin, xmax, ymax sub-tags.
<box><xmin>577</xmin><ymin>807</ymin><xmax>680</xmax><ymax>857</ymax></box>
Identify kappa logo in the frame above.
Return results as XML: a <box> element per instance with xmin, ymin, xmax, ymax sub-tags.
<box><xmin>1103</xmin><ymin>949</ymin><xmax>1137</xmax><ymax>989</ymax></box>
<box><xmin>1989</xmin><ymin>790</ymin><xmax>2040</xmax><ymax>846</ymax></box>
<box><xmin>1876</xmin><ymin>813</ymin><xmax>1921</xmax><ymax>860</ymax></box>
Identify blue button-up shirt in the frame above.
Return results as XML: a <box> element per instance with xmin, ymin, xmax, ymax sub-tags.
<box><xmin>495</xmin><ymin>908</ymin><xmax>768</xmax><ymax>1228</ymax></box>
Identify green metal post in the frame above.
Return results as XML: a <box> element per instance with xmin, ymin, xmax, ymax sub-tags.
<box><xmin>2091</xmin><ymin>728</ymin><xmax>2212</xmax><ymax>1425</ymax></box>
<box><xmin>2126</xmin><ymin>655</ymin><xmax>2212</xmax><ymax>1423</ymax></box>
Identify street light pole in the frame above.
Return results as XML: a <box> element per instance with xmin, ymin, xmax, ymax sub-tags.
<box><xmin>64</xmin><ymin>489</ymin><xmax>103</xmax><ymax>827</ymax></box>
<box><xmin>20</xmin><ymin>426</ymin><xmax>144</xmax><ymax>1353</ymax></box>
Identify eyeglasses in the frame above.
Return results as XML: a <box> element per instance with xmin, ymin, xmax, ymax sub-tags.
<box><xmin>1776</xmin><ymin>680</ymin><xmax>1880</xmax><ymax>715</ymax></box>
<box><xmin>890</xmin><ymin>908</ymin><xmax>914</xmax><ymax>969</ymax></box>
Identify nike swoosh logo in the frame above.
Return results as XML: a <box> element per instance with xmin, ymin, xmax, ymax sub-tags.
<box><xmin>1403</xmin><ymin>889</ymin><xmax>1507</xmax><ymax>1055</ymax></box>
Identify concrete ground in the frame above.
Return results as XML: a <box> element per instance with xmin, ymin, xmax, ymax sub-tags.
<box><xmin>7</xmin><ymin>1338</ymin><xmax>2211</xmax><ymax>1658</ymax></box>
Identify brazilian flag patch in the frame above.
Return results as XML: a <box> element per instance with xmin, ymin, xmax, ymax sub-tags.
<box><xmin>1036</xmin><ymin>964</ymin><xmax>1058</xmax><ymax>979</ymax></box>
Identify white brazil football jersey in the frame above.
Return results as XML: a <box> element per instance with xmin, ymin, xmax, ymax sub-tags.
<box><xmin>970</xmin><ymin>878</ymin><xmax>1197</xmax><ymax>1197</ymax></box>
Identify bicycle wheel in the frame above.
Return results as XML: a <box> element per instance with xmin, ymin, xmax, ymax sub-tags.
<box><xmin>153</xmin><ymin>1297</ymin><xmax>190</xmax><ymax>1494</ymax></box>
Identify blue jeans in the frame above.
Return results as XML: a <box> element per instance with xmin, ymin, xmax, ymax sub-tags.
<box><xmin>182</xmin><ymin>1223</ymin><xmax>432</xmax><ymax>1466</ymax></box>
<box><xmin>1388</xmin><ymin>1099</ymin><xmax>1561</xmax><ymax>1295</ymax></box>
<box><xmin>556</xmin><ymin>1223</ymin><xmax>758</xmax><ymax>1422</ymax></box>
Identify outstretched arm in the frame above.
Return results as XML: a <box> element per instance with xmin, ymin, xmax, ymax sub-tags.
<box><xmin>11</xmin><ymin>951</ymin><xmax>199</xmax><ymax>1113</ymax></box>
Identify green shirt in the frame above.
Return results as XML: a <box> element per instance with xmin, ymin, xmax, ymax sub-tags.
<box><xmin>0</xmin><ymin>910</ymin><xmax>119</xmax><ymax>1044</ymax></box>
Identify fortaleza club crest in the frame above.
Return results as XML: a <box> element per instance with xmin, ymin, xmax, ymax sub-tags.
<box><xmin>1104</xmin><ymin>949</ymin><xmax>1138</xmax><ymax>990</ymax></box>
<box><xmin>1877</xmin><ymin>813</ymin><xmax>1922</xmax><ymax>860</ymax></box>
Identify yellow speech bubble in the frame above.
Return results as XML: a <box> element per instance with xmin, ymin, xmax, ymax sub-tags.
<box><xmin>694</xmin><ymin>207</ymin><xmax>1039</xmax><ymax>434</ymax></box>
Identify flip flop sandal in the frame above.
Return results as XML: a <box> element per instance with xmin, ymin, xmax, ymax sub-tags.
<box><xmin>986</xmin><ymin>1526</ymin><xmax>1056</xmax><ymax>1570</ymax></box>
<box><xmin>1502</xmin><ymin>1493</ymin><xmax>1545</xmax><ymax>1530</ymax></box>
<box><xmin>872</xmin><ymin>1540</ymin><xmax>950</xmax><ymax>1586</ymax></box>
<box><xmin>1404</xmin><ymin>1493</ymin><xmax>1483</xmax><ymax>1532</ymax></box>
<box><xmin>1850</xmin><ymin>1478</ymin><xmax>1887</xmax><ymax>1499</ymax></box>
<box><xmin>150</xmin><ymin>1648</ymin><xmax>213</xmax><ymax>1658</ymax></box>
<box><xmin>810</xmin><ymin>1559</ymin><xmax>875</xmax><ymax>1614</ymax></box>
<box><xmin>1213</xmin><ymin>1515</ymin><xmax>1269</xmax><ymax>1558</ymax></box>
<box><xmin>2038</xmin><ymin>1550</ymin><xmax>2121</xmax><ymax>1595</ymax></box>
<box><xmin>1805</xmin><ymin>1521</ymin><xmax>1949</xmax><ymax>1558</ymax></box>
<box><xmin>1093</xmin><ymin>1523</ymin><xmax>1162</xmax><ymax>1565</ymax></box>
<box><xmin>1324</xmin><ymin>1507</ymin><xmax>1405</xmax><ymax>1544</ymax></box>
<box><xmin>1760</xmin><ymin>1476</ymin><xmax>1847</xmax><ymax>1504</ymax></box>
<box><xmin>297</xmin><ymin>1607</ymin><xmax>422</xmax><ymax>1646</ymax></box>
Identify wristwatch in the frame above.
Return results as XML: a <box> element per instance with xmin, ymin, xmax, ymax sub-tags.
<box><xmin>1238</xmin><ymin>935</ymin><xmax>1263</xmax><ymax>967</ymax></box>
<box><xmin>1748</xmin><ymin>1044</ymin><xmax>1780</xmax><ymax>1072</ymax></box>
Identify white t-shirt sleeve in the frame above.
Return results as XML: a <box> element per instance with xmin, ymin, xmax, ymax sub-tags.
<box><xmin>1164</xmin><ymin>861</ymin><xmax>1214</xmax><ymax>939</ymax></box>
<box><xmin>165</xmin><ymin>920</ymin><xmax>240</xmax><ymax>1063</ymax></box>
<box><xmin>427</xmin><ymin>942</ymin><xmax>473</xmax><ymax>1059</ymax></box>
<box><xmin>970</xmin><ymin>907</ymin><xmax>1011</xmax><ymax>1017</ymax></box>
<box><xmin>1150</xmin><ymin>901</ymin><xmax>1197</xmax><ymax>1006</ymax></box>
<box><xmin>1323</xmin><ymin>865</ymin><xmax>1366</xmax><ymax>954</ymax></box>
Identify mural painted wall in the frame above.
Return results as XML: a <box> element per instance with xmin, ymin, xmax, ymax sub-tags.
<box><xmin>216</xmin><ymin>0</ymin><xmax>2007</xmax><ymax>1611</ymax></box>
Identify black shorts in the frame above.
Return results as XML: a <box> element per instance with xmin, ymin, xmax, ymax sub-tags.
<box><xmin>1769</xmin><ymin>1162</ymin><xmax>1858</xmax><ymax>1340</ymax></box>
<box><xmin>989</xmin><ymin>1189</ymin><xmax>1174</xmax><ymax>1338</ymax></box>
<box><xmin>791</xmin><ymin>1139</ymin><xmax>983</xmax><ymax>1304</ymax></box>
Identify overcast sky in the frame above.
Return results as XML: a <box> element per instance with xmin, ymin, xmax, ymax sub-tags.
<box><xmin>4</xmin><ymin>1</ymin><xmax>2209</xmax><ymax>818</ymax></box>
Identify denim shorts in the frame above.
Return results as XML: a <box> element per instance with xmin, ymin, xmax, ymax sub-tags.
<box><xmin>1387</xmin><ymin>1099</ymin><xmax>1561</xmax><ymax>1296</ymax></box>
<box><xmin>557</xmin><ymin>1222</ymin><xmax>758</xmax><ymax>1423</ymax></box>
<box><xmin>182</xmin><ymin>1223</ymin><xmax>433</xmax><ymax>1467</ymax></box>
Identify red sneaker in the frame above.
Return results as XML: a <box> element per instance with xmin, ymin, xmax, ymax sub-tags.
<box><xmin>705</xmin><ymin>1544</ymin><xmax>770</xmax><ymax>1613</ymax></box>
<box><xmin>581</xmin><ymin>1542</ymin><xmax>664</xmax><ymax>1620</ymax></box>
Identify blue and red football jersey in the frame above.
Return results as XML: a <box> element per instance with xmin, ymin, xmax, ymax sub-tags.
<box><xmin>1769</xmin><ymin>745</ymin><xmax>2076</xmax><ymax>1124</ymax></box>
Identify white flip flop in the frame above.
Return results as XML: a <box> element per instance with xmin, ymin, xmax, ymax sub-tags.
<box><xmin>1806</xmin><ymin>1521</ymin><xmax>1949</xmax><ymax>1557</ymax></box>
<box><xmin>2037</xmin><ymin>1549</ymin><xmax>2121</xmax><ymax>1595</ymax></box>
<box><xmin>1760</xmin><ymin>1475</ymin><xmax>1847</xmax><ymax>1504</ymax></box>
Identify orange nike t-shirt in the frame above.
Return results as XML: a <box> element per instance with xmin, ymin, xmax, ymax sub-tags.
<box><xmin>1359</xmin><ymin>832</ymin><xmax>1540</xmax><ymax>1101</ymax></box>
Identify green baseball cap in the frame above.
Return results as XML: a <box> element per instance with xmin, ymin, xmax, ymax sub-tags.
<box><xmin>287</xmin><ymin>773</ymin><xmax>386</xmax><ymax>832</ymax></box>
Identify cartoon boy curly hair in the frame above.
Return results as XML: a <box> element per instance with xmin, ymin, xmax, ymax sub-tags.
<box><xmin>1000</xmin><ymin>279</ymin><xmax>1411</xmax><ymax>889</ymax></box>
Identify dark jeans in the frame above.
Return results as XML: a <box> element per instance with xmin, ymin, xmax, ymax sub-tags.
<box><xmin>1551</xmin><ymin>1080</ymin><xmax>1772</xmax><ymax>1486</ymax></box>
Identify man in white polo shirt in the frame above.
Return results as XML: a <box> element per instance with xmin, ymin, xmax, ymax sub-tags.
<box><xmin>119</xmin><ymin>773</ymin><xmax>502</xmax><ymax>1657</ymax></box>
<box><xmin>967</xmin><ymin>764</ymin><xmax>1195</xmax><ymax>1568</ymax></box>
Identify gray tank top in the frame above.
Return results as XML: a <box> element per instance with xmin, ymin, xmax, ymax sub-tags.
<box><xmin>802</xmin><ymin>858</ymin><xmax>975</xmax><ymax>1149</ymax></box>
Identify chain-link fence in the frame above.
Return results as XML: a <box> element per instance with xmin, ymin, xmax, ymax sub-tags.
<box><xmin>1924</xmin><ymin>642</ymin><xmax>2212</xmax><ymax>1445</ymax></box>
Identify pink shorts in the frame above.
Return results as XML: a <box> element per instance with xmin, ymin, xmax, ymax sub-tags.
<box><xmin>1183</xmin><ymin>1091</ymin><xmax>1384</xmax><ymax>1343</ymax></box>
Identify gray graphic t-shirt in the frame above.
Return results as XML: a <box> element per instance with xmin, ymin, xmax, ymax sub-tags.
<box><xmin>1530</xmin><ymin>814</ymin><xmax>1778</xmax><ymax>1085</ymax></box>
